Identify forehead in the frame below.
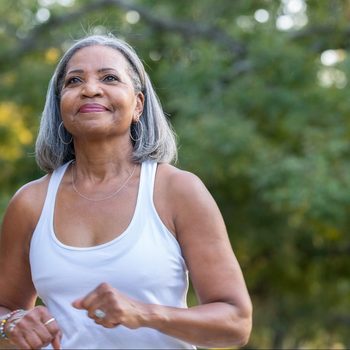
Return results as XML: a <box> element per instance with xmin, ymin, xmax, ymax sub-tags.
<box><xmin>66</xmin><ymin>45</ymin><xmax>130</xmax><ymax>72</ymax></box>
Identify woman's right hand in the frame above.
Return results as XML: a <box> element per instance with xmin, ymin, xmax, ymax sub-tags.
<box><xmin>6</xmin><ymin>306</ymin><xmax>61</xmax><ymax>350</ymax></box>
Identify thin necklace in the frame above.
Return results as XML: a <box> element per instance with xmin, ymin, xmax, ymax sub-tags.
<box><xmin>71</xmin><ymin>161</ymin><xmax>137</xmax><ymax>202</ymax></box>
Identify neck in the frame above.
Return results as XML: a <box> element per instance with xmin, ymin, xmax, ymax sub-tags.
<box><xmin>71</xmin><ymin>160</ymin><xmax>137</xmax><ymax>202</ymax></box>
<box><xmin>72</xmin><ymin>137</ymin><xmax>135</xmax><ymax>181</ymax></box>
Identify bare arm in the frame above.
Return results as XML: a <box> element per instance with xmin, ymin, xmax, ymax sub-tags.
<box><xmin>148</xmin><ymin>168</ymin><xmax>252</xmax><ymax>347</ymax></box>
<box><xmin>74</xmin><ymin>166</ymin><xmax>252</xmax><ymax>348</ymax></box>
<box><xmin>0</xmin><ymin>178</ymin><xmax>61</xmax><ymax>349</ymax></box>
<box><xmin>0</xmin><ymin>183</ymin><xmax>40</xmax><ymax>309</ymax></box>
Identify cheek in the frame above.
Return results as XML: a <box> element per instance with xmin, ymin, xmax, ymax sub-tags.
<box><xmin>60</xmin><ymin>93</ymin><xmax>74</xmax><ymax>117</ymax></box>
<box><xmin>59</xmin><ymin>100</ymin><xmax>67</xmax><ymax>118</ymax></box>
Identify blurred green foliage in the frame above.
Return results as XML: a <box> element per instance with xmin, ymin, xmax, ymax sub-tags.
<box><xmin>0</xmin><ymin>0</ymin><xmax>349</xmax><ymax>348</ymax></box>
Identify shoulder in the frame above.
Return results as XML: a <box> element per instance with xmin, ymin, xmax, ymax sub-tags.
<box><xmin>156</xmin><ymin>164</ymin><xmax>211</xmax><ymax>206</ymax></box>
<box><xmin>155</xmin><ymin>163</ymin><xmax>221</xmax><ymax>233</ymax></box>
<box><xmin>5</xmin><ymin>174</ymin><xmax>50</xmax><ymax>233</ymax></box>
<box><xmin>156</xmin><ymin>163</ymin><xmax>208</xmax><ymax>198</ymax></box>
<box><xmin>12</xmin><ymin>174</ymin><xmax>50</xmax><ymax>208</ymax></box>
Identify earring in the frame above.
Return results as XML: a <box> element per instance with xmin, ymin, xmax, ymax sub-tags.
<box><xmin>58</xmin><ymin>121</ymin><xmax>73</xmax><ymax>145</ymax></box>
<box><xmin>130</xmin><ymin>119</ymin><xmax>143</xmax><ymax>143</ymax></box>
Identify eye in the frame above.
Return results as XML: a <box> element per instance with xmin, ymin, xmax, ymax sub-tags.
<box><xmin>103</xmin><ymin>75</ymin><xmax>119</xmax><ymax>82</ymax></box>
<box><xmin>65</xmin><ymin>76</ymin><xmax>82</xmax><ymax>86</ymax></box>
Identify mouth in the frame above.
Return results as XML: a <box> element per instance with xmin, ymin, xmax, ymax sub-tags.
<box><xmin>78</xmin><ymin>103</ymin><xmax>109</xmax><ymax>113</ymax></box>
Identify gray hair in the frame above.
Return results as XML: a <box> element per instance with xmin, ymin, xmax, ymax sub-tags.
<box><xmin>35</xmin><ymin>34</ymin><xmax>177</xmax><ymax>172</ymax></box>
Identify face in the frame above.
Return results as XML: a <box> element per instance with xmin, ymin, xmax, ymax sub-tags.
<box><xmin>60</xmin><ymin>45</ymin><xmax>144</xmax><ymax>140</ymax></box>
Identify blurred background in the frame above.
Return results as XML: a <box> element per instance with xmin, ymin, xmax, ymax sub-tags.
<box><xmin>0</xmin><ymin>0</ymin><xmax>349</xmax><ymax>348</ymax></box>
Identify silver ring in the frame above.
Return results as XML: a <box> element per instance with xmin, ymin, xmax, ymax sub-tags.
<box><xmin>44</xmin><ymin>318</ymin><xmax>55</xmax><ymax>326</ymax></box>
<box><xmin>93</xmin><ymin>309</ymin><xmax>106</xmax><ymax>319</ymax></box>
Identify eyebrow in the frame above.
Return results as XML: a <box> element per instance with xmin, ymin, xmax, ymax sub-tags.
<box><xmin>66</xmin><ymin>67</ymin><xmax>118</xmax><ymax>75</ymax></box>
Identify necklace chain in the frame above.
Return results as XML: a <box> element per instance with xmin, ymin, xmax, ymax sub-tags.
<box><xmin>71</xmin><ymin>161</ymin><xmax>137</xmax><ymax>202</ymax></box>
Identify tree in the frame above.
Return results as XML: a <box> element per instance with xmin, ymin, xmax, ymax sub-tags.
<box><xmin>0</xmin><ymin>0</ymin><xmax>349</xmax><ymax>348</ymax></box>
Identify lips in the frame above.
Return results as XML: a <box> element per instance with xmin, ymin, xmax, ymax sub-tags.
<box><xmin>78</xmin><ymin>103</ymin><xmax>109</xmax><ymax>113</ymax></box>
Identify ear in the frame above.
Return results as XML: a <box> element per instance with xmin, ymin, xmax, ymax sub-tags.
<box><xmin>133</xmin><ymin>92</ymin><xmax>145</xmax><ymax>123</ymax></box>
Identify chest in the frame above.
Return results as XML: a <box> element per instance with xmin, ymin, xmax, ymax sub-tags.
<box><xmin>31</xmin><ymin>216</ymin><xmax>188</xmax><ymax>307</ymax></box>
<box><xmin>54</xmin><ymin>184</ymin><xmax>138</xmax><ymax>247</ymax></box>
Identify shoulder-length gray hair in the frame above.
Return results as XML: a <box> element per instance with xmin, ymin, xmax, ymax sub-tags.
<box><xmin>35</xmin><ymin>34</ymin><xmax>177</xmax><ymax>172</ymax></box>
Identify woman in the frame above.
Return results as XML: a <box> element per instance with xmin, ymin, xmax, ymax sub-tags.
<box><xmin>0</xmin><ymin>34</ymin><xmax>252</xmax><ymax>349</ymax></box>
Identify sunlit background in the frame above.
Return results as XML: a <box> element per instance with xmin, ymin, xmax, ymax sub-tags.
<box><xmin>0</xmin><ymin>0</ymin><xmax>349</xmax><ymax>348</ymax></box>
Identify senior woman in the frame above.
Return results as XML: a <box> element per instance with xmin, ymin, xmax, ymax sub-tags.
<box><xmin>0</xmin><ymin>34</ymin><xmax>252</xmax><ymax>349</ymax></box>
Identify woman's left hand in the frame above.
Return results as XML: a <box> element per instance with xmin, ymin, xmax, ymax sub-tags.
<box><xmin>72</xmin><ymin>283</ymin><xmax>146</xmax><ymax>329</ymax></box>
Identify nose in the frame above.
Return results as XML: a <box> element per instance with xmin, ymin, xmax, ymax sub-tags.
<box><xmin>81</xmin><ymin>80</ymin><xmax>103</xmax><ymax>98</ymax></box>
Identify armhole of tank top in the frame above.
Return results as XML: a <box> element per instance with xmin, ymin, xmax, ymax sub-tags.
<box><xmin>148</xmin><ymin>162</ymin><xmax>188</xmax><ymax>273</ymax></box>
<box><xmin>27</xmin><ymin>173</ymin><xmax>52</xmax><ymax>243</ymax></box>
<box><xmin>32</xmin><ymin>162</ymin><xmax>71</xmax><ymax>237</ymax></box>
<box><xmin>148</xmin><ymin>161</ymin><xmax>184</xmax><ymax>253</ymax></box>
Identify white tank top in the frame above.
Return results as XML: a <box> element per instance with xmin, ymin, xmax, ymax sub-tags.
<box><xmin>29</xmin><ymin>160</ymin><xmax>194</xmax><ymax>349</ymax></box>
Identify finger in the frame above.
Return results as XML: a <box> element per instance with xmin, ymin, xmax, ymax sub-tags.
<box><xmin>96</xmin><ymin>316</ymin><xmax>120</xmax><ymax>329</ymax></box>
<box><xmin>11</xmin><ymin>310</ymin><xmax>59</xmax><ymax>349</ymax></box>
<box><xmin>72</xmin><ymin>289</ymin><xmax>100</xmax><ymax>310</ymax></box>
<box><xmin>7</xmin><ymin>326</ymin><xmax>31</xmax><ymax>349</ymax></box>
<box><xmin>92</xmin><ymin>302</ymin><xmax>120</xmax><ymax>328</ymax></box>
<box><xmin>8</xmin><ymin>320</ymin><xmax>35</xmax><ymax>349</ymax></box>
<box><xmin>72</xmin><ymin>298</ymin><xmax>84</xmax><ymax>309</ymax></box>
<box><xmin>51</xmin><ymin>332</ymin><xmax>61</xmax><ymax>350</ymax></box>
<box><xmin>43</xmin><ymin>317</ymin><xmax>62</xmax><ymax>349</ymax></box>
<box><xmin>88</xmin><ymin>305</ymin><xmax>106</xmax><ymax>320</ymax></box>
<box><xmin>24</xmin><ymin>330</ymin><xmax>44</xmax><ymax>350</ymax></box>
<box><xmin>44</xmin><ymin>318</ymin><xmax>60</xmax><ymax>336</ymax></box>
<box><xmin>92</xmin><ymin>313</ymin><xmax>118</xmax><ymax>328</ymax></box>
<box><xmin>73</xmin><ymin>282</ymin><xmax>114</xmax><ymax>310</ymax></box>
<box><xmin>10</xmin><ymin>336</ymin><xmax>31</xmax><ymax>350</ymax></box>
<box><xmin>33</xmin><ymin>323</ymin><xmax>54</xmax><ymax>346</ymax></box>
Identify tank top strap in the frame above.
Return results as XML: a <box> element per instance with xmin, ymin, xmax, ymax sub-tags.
<box><xmin>41</xmin><ymin>161</ymin><xmax>72</xmax><ymax>218</ymax></box>
<box><xmin>138</xmin><ymin>160</ymin><xmax>158</xmax><ymax>208</ymax></box>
